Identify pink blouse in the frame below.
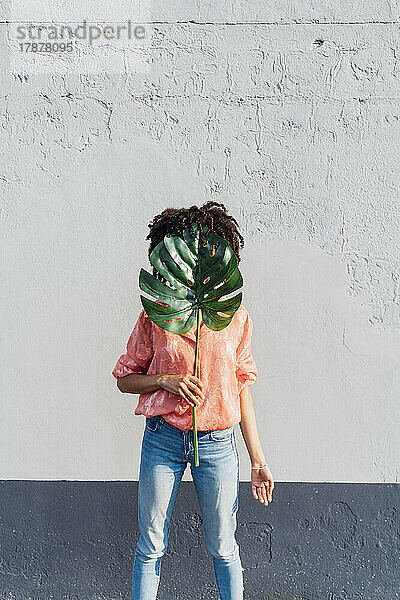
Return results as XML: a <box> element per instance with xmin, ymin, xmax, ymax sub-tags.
<box><xmin>112</xmin><ymin>304</ymin><xmax>258</xmax><ymax>431</ymax></box>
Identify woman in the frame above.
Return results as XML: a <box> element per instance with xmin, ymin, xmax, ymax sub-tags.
<box><xmin>112</xmin><ymin>201</ymin><xmax>274</xmax><ymax>600</ymax></box>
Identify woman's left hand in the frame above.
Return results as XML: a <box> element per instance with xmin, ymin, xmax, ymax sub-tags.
<box><xmin>251</xmin><ymin>465</ymin><xmax>274</xmax><ymax>506</ymax></box>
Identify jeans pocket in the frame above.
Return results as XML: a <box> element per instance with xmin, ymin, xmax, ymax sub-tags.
<box><xmin>145</xmin><ymin>416</ymin><xmax>159</xmax><ymax>432</ymax></box>
<box><xmin>210</xmin><ymin>427</ymin><xmax>233</xmax><ymax>442</ymax></box>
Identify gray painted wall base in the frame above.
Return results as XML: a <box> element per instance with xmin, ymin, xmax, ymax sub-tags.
<box><xmin>0</xmin><ymin>481</ymin><xmax>398</xmax><ymax>599</ymax></box>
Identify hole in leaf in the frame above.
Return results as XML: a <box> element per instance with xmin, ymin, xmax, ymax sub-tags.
<box><xmin>164</xmin><ymin>317</ymin><xmax>182</xmax><ymax>322</ymax></box>
<box><xmin>203</xmin><ymin>276</ymin><xmax>210</xmax><ymax>284</ymax></box>
<box><xmin>157</xmin><ymin>301</ymin><xmax>171</xmax><ymax>308</ymax></box>
<box><xmin>217</xmin><ymin>311</ymin><xmax>230</xmax><ymax>318</ymax></box>
<box><xmin>187</xmin><ymin>279</ymin><xmax>193</xmax><ymax>286</ymax></box>
<box><xmin>209</xmin><ymin>243</ymin><xmax>218</xmax><ymax>257</ymax></box>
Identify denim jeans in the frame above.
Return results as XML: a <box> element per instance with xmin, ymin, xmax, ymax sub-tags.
<box><xmin>132</xmin><ymin>414</ymin><xmax>243</xmax><ymax>600</ymax></box>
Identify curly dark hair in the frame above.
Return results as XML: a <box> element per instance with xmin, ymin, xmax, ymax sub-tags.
<box><xmin>146</xmin><ymin>201</ymin><xmax>244</xmax><ymax>280</ymax></box>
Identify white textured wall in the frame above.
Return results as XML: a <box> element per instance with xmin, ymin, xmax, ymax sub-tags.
<box><xmin>1</xmin><ymin>2</ymin><xmax>400</xmax><ymax>482</ymax></box>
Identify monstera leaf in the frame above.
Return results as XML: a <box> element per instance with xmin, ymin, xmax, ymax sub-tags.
<box><xmin>138</xmin><ymin>221</ymin><xmax>243</xmax><ymax>467</ymax></box>
<box><xmin>139</xmin><ymin>222</ymin><xmax>243</xmax><ymax>334</ymax></box>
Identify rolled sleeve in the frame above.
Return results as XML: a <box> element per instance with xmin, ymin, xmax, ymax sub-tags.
<box><xmin>235</xmin><ymin>311</ymin><xmax>258</xmax><ymax>394</ymax></box>
<box><xmin>112</xmin><ymin>309</ymin><xmax>154</xmax><ymax>379</ymax></box>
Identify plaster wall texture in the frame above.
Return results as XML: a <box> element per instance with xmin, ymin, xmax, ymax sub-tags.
<box><xmin>1</xmin><ymin>2</ymin><xmax>400</xmax><ymax>482</ymax></box>
<box><xmin>0</xmin><ymin>480</ymin><xmax>398</xmax><ymax>600</ymax></box>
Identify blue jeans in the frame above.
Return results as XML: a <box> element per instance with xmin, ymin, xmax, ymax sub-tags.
<box><xmin>132</xmin><ymin>415</ymin><xmax>243</xmax><ymax>600</ymax></box>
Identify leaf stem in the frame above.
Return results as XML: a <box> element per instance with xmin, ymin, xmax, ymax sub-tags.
<box><xmin>192</xmin><ymin>307</ymin><xmax>201</xmax><ymax>466</ymax></box>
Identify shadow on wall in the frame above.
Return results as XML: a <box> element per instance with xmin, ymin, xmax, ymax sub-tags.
<box><xmin>241</xmin><ymin>238</ymin><xmax>400</xmax><ymax>483</ymax></box>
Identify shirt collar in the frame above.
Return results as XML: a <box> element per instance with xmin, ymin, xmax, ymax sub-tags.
<box><xmin>180</xmin><ymin>319</ymin><xmax>206</xmax><ymax>342</ymax></box>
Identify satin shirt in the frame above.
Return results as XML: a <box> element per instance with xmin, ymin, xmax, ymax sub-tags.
<box><xmin>112</xmin><ymin>304</ymin><xmax>258</xmax><ymax>431</ymax></box>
